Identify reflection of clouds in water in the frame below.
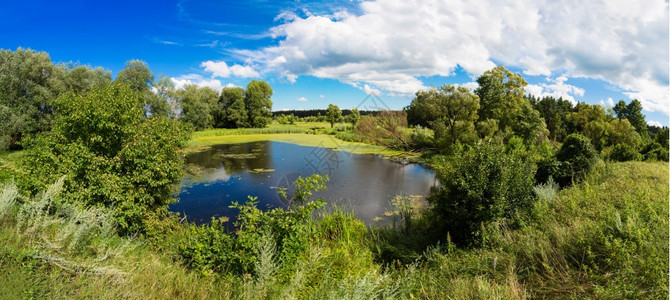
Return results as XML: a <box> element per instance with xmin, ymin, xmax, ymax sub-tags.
<box><xmin>207</xmin><ymin>168</ymin><xmax>231</xmax><ymax>182</ymax></box>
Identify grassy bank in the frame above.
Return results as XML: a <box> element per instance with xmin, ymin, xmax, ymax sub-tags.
<box><xmin>0</xmin><ymin>161</ymin><xmax>666</xmax><ymax>298</ymax></box>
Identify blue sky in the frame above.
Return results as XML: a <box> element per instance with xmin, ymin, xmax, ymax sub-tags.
<box><xmin>1</xmin><ymin>0</ymin><xmax>668</xmax><ymax>126</ymax></box>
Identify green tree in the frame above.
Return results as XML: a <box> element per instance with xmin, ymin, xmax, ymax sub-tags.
<box><xmin>419</xmin><ymin>85</ymin><xmax>479</xmax><ymax>149</ymax></box>
<box><xmin>529</xmin><ymin>95</ymin><xmax>573</xmax><ymax>141</ymax></box>
<box><xmin>244</xmin><ymin>80</ymin><xmax>273</xmax><ymax>128</ymax></box>
<box><xmin>115</xmin><ymin>59</ymin><xmax>154</xmax><ymax>92</ymax></box>
<box><xmin>345</xmin><ymin>108</ymin><xmax>361</xmax><ymax>125</ymax></box>
<box><xmin>624</xmin><ymin>100</ymin><xmax>647</xmax><ymax>136</ymax></box>
<box><xmin>22</xmin><ymin>82</ymin><xmax>191</xmax><ymax>233</ymax></box>
<box><xmin>325</xmin><ymin>104</ymin><xmax>342</xmax><ymax>128</ymax></box>
<box><xmin>219</xmin><ymin>86</ymin><xmax>247</xmax><ymax>128</ymax></box>
<box><xmin>475</xmin><ymin>66</ymin><xmax>527</xmax><ymax>130</ymax></box>
<box><xmin>0</xmin><ymin>48</ymin><xmax>58</xmax><ymax>149</ymax></box>
<box><xmin>52</xmin><ymin>63</ymin><xmax>112</xmax><ymax>95</ymax></box>
<box><xmin>145</xmin><ymin>74</ymin><xmax>175</xmax><ymax>118</ymax></box>
<box><xmin>177</xmin><ymin>84</ymin><xmax>219</xmax><ymax>131</ymax></box>
<box><xmin>475</xmin><ymin>66</ymin><xmax>545</xmax><ymax>144</ymax></box>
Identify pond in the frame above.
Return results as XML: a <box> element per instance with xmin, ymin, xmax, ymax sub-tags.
<box><xmin>171</xmin><ymin>141</ymin><xmax>438</xmax><ymax>227</ymax></box>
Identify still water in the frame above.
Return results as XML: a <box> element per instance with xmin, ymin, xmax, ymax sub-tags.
<box><xmin>172</xmin><ymin>141</ymin><xmax>438</xmax><ymax>226</ymax></box>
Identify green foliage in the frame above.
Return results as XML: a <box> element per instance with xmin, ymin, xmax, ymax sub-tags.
<box><xmin>554</xmin><ymin>133</ymin><xmax>599</xmax><ymax>186</ymax></box>
<box><xmin>345</xmin><ymin>108</ymin><xmax>360</xmax><ymax>125</ymax></box>
<box><xmin>428</xmin><ymin>142</ymin><xmax>536</xmax><ymax>246</ymax></box>
<box><xmin>408</xmin><ymin>85</ymin><xmax>480</xmax><ymax>151</ymax></box>
<box><xmin>528</xmin><ymin>95</ymin><xmax>573</xmax><ymax>141</ymax></box>
<box><xmin>607</xmin><ymin>143</ymin><xmax>641</xmax><ymax>162</ymax></box>
<box><xmin>114</xmin><ymin>59</ymin><xmax>154</xmax><ymax>92</ymax></box>
<box><xmin>179</xmin><ymin>174</ymin><xmax>329</xmax><ymax>276</ymax></box>
<box><xmin>22</xmin><ymin>82</ymin><xmax>191</xmax><ymax>234</ymax></box>
<box><xmin>354</xmin><ymin>111</ymin><xmax>411</xmax><ymax>149</ymax></box>
<box><xmin>613</xmin><ymin>99</ymin><xmax>647</xmax><ymax>135</ymax></box>
<box><xmin>146</xmin><ymin>74</ymin><xmax>175</xmax><ymax>118</ymax></box>
<box><xmin>217</xmin><ymin>86</ymin><xmax>248</xmax><ymax>128</ymax></box>
<box><xmin>0</xmin><ymin>48</ymin><xmax>58</xmax><ymax>150</ymax></box>
<box><xmin>640</xmin><ymin>142</ymin><xmax>669</xmax><ymax>161</ymax></box>
<box><xmin>177</xmin><ymin>84</ymin><xmax>219</xmax><ymax>131</ymax></box>
<box><xmin>475</xmin><ymin>66</ymin><xmax>527</xmax><ymax>131</ymax></box>
<box><xmin>325</xmin><ymin>104</ymin><xmax>342</xmax><ymax>128</ymax></box>
<box><xmin>245</xmin><ymin>80</ymin><xmax>273</xmax><ymax>128</ymax></box>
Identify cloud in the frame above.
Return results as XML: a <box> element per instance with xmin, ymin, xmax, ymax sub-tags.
<box><xmin>297</xmin><ymin>96</ymin><xmax>308</xmax><ymax>101</ymax></box>
<box><xmin>599</xmin><ymin>97</ymin><xmax>615</xmax><ymax>107</ymax></box>
<box><xmin>319</xmin><ymin>94</ymin><xmax>325</xmax><ymax>98</ymax></box>
<box><xmin>171</xmin><ymin>74</ymin><xmax>223</xmax><ymax>91</ymax></box>
<box><xmin>647</xmin><ymin>120</ymin><xmax>663</xmax><ymax>127</ymax></box>
<box><xmin>526</xmin><ymin>75</ymin><xmax>585</xmax><ymax>105</ymax></box>
<box><xmin>362</xmin><ymin>84</ymin><xmax>381</xmax><ymax>96</ymax></box>
<box><xmin>201</xmin><ymin>60</ymin><xmax>260</xmax><ymax>78</ymax></box>
<box><xmin>237</xmin><ymin>0</ymin><xmax>668</xmax><ymax>114</ymax></box>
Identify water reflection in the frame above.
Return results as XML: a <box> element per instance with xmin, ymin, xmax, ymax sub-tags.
<box><xmin>172</xmin><ymin>141</ymin><xmax>438</xmax><ymax>226</ymax></box>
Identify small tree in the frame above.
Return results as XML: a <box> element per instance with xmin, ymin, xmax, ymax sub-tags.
<box><xmin>346</xmin><ymin>108</ymin><xmax>361</xmax><ymax>125</ymax></box>
<box><xmin>326</xmin><ymin>104</ymin><xmax>342</xmax><ymax>128</ymax></box>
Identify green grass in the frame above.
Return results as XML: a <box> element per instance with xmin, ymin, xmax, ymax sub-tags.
<box><xmin>0</xmin><ymin>150</ymin><xmax>24</xmax><ymax>183</ymax></box>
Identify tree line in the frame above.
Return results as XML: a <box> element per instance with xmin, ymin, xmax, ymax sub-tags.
<box><xmin>0</xmin><ymin>48</ymin><xmax>275</xmax><ymax>150</ymax></box>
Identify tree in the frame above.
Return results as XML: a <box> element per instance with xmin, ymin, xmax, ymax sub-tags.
<box><xmin>115</xmin><ymin>59</ymin><xmax>154</xmax><ymax>93</ymax></box>
<box><xmin>145</xmin><ymin>74</ymin><xmax>175</xmax><ymax>118</ymax></box>
<box><xmin>529</xmin><ymin>95</ymin><xmax>573</xmax><ymax>141</ymax></box>
<box><xmin>414</xmin><ymin>85</ymin><xmax>479</xmax><ymax>149</ymax></box>
<box><xmin>0</xmin><ymin>48</ymin><xmax>58</xmax><ymax>149</ymax></box>
<box><xmin>475</xmin><ymin>66</ymin><xmax>527</xmax><ymax>131</ymax></box>
<box><xmin>22</xmin><ymin>82</ymin><xmax>191</xmax><ymax>233</ymax></box>
<box><xmin>613</xmin><ymin>100</ymin><xmax>627</xmax><ymax>120</ymax></box>
<box><xmin>176</xmin><ymin>84</ymin><xmax>219</xmax><ymax>131</ymax></box>
<box><xmin>345</xmin><ymin>108</ymin><xmax>361</xmax><ymax>125</ymax></box>
<box><xmin>52</xmin><ymin>63</ymin><xmax>112</xmax><ymax>95</ymax></box>
<box><xmin>244</xmin><ymin>80</ymin><xmax>273</xmax><ymax>128</ymax></box>
<box><xmin>325</xmin><ymin>104</ymin><xmax>342</xmax><ymax>128</ymax></box>
<box><xmin>221</xmin><ymin>87</ymin><xmax>248</xmax><ymax>128</ymax></box>
<box><xmin>565</xmin><ymin>103</ymin><xmax>610</xmax><ymax>133</ymax></box>
<box><xmin>475</xmin><ymin>66</ymin><xmax>545</xmax><ymax>144</ymax></box>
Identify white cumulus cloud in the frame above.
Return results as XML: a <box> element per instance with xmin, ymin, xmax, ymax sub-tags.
<box><xmin>236</xmin><ymin>0</ymin><xmax>668</xmax><ymax>114</ymax></box>
<box><xmin>647</xmin><ymin>120</ymin><xmax>663</xmax><ymax>127</ymax></box>
<box><xmin>526</xmin><ymin>75</ymin><xmax>585</xmax><ymax>105</ymax></box>
<box><xmin>171</xmin><ymin>74</ymin><xmax>223</xmax><ymax>91</ymax></box>
<box><xmin>201</xmin><ymin>60</ymin><xmax>260</xmax><ymax>78</ymax></box>
<box><xmin>297</xmin><ymin>96</ymin><xmax>308</xmax><ymax>101</ymax></box>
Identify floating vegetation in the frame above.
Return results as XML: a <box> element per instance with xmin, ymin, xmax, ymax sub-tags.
<box><xmin>218</xmin><ymin>153</ymin><xmax>257</xmax><ymax>159</ymax></box>
<box><xmin>249</xmin><ymin>168</ymin><xmax>275</xmax><ymax>173</ymax></box>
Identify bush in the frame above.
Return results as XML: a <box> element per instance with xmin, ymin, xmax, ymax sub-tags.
<box><xmin>21</xmin><ymin>83</ymin><xmax>191</xmax><ymax>234</ymax></box>
<box><xmin>178</xmin><ymin>174</ymin><xmax>329</xmax><ymax>276</ymax></box>
<box><xmin>554</xmin><ymin>133</ymin><xmax>598</xmax><ymax>186</ymax></box>
<box><xmin>607</xmin><ymin>143</ymin><xmax>641</xmax><ymax>162</ymax></box>
<box><xmin>428</xmin><ymin>142</ymin><xmax>536</xmax><ymax>246</ymax></box>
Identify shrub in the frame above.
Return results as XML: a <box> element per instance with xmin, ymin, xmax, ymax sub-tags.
<box><xmin>428</xmin><ymin>142</ymin><xmax>536</xmax><ymax>246</ymax></box>
<box><xmin>21</xmin><ymin>83</ymin><xmax>191</xmax><ymax>234</ymax></box>
<box><xmin>554</xmin><ymin>133</ymin><xmax>598</xmax><ymax>186</ymax></box>
<box><xmin>607</xmin><ymin>143</ymin><xmax>641</xmax><ymax>162</ymax></box>
<box><xmin>178</xmin><ymin>174</ymin><xmax>329</xmax><ymax>276</ymax></box>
